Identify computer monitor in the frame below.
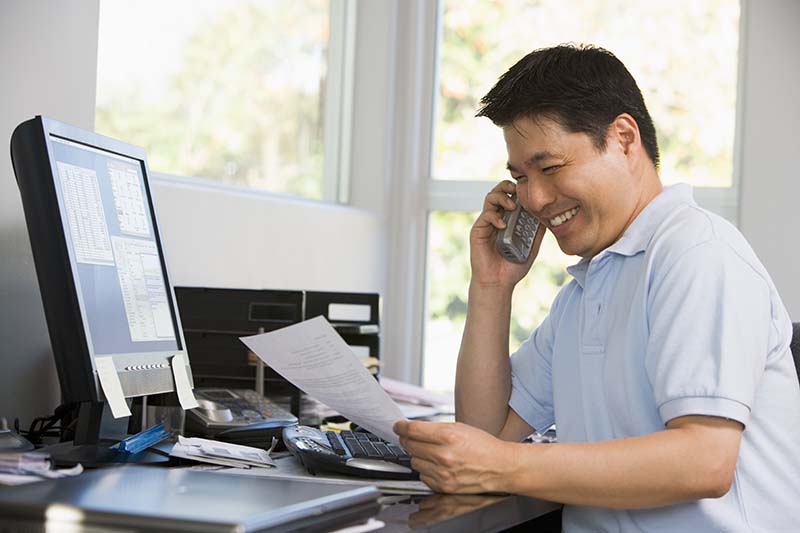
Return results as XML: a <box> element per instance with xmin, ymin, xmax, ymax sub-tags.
<box><xmin>10</xmin><ymin>116</ymin><xmax>192</xmax><ymax>460</ymax></box>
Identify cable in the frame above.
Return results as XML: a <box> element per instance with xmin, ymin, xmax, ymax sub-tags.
<box><xmin>22</xmin><ymin>402</ymin><xmax>79</xmax><ymax>445</ymax></box>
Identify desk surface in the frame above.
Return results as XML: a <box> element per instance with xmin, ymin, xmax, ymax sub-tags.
<box><xmin>194</xmin><ymin>453</ymin><xmax>560</xmax><ymax>532</ymax></box>
<box><xmin>0</xmin><ymin>467</ymin><xmax>559</xmax><ymax>533</ymax></box>
<box><xmin>375</xmin><ymin>493</ymin><xmax>560</xmax><ymax>532</ymax></box>
<box><xmin>5</xmin><ymin>438</ymin><xmax>560</xmax><ymax>532</ymax></box>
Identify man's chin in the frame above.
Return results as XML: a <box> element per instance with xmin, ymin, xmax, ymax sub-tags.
<box><xmin>555</xmin><ymin>238</ymin><xmax>584</xmax><ymax>257</ymax></box>
<box><xmin>555</xmin><ymin>234</ymin><xmax>603</xmax><ymax>259</ymax></box>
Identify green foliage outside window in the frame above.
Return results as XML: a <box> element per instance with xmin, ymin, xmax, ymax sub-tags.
<box><xmin>96</xmin><ymin>0</ymin><xmax>329</xmax><ymax>199</ymax></box>
<box><xmin>434</xmin><ymin>0</ymin><xmax>740</xmax><ymax>186</ymax></box>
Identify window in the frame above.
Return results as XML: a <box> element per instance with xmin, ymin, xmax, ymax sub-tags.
<box><xmin>422</xmin><ymin>0</ymin><xmax>742</xmax><ymax>392</ymax></box>
<box><xmin>96</xmin><ymin>0</ymin><xmax>352</xmax><ymax>201</ymax></box>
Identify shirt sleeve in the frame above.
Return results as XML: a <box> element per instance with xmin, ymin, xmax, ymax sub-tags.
<box><xmin>509</xmin><ymin>288</ymin><xmax>565</xmax><ymax>433</ymax></box>
<box><xmin>645</xmin><ymin>239</ymin><xmax>773</xmax><ymax>427</ymax></box>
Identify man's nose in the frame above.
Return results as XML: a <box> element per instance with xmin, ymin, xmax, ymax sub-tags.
<box><xmin>520</xmin><ymin>177</ymin><xmax>555</xmax><ymax>214</ymax></box>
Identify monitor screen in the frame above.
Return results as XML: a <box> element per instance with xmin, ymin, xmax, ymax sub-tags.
<box><xmin>49</xmin><ymin>135</ymin><xmax>179</xmax><ymax>355</ymax></box>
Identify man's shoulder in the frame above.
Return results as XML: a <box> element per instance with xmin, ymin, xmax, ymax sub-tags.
<box><xmin>646</xmin><ymin>202</ymin><xmax>756</xmax><ymax>268</ymax></box>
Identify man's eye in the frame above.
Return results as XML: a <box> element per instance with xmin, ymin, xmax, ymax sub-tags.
<box><xmin>542</xmin><ymin>165</ymin><xmax>561</xmax><ymax>174</ymax></box>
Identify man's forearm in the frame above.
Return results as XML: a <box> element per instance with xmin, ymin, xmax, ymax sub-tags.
<box><xmin>455</xmin><ymin>282</ymin><xmax>515</xmax><ymax>434</ymax></box>
<box><xmin>503</xmin><ymin>420</ymin><xmax>741</xmax><ymax>508</ymax></box>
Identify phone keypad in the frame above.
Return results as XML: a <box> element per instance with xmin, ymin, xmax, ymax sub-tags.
<box><xmin>496</xmin><ymin>195</ymin><xmax>539</xmax><ymax>263</ymax></box>
<box><xmin>515</xmin><ymin>211</ymin><xmax>538</xmax><ymax>249</ymax></box>
<box><xmin>199</xmin><ymin>388</ymin><xmax>295</xmax><ymax>423</ymax></box>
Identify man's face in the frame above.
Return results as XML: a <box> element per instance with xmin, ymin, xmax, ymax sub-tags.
<box><xmin>503</xmin><ymin>115</ymin><xmax>645</xmax><ymax>258</ymax></box>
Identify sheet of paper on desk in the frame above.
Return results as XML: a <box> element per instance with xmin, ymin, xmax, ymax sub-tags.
<box><xmin>171</xmin><ymin>436</ymin><xmax>276</xmax><ymax>468</ymax></box>
<box><xmin>240</xmin><ymin>316</ymin><xmax>406</xmax><ymax>445</ymax></box>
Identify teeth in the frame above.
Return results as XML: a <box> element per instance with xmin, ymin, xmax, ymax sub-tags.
<box><xmin>550</xmin><ymin>207</ymin><xmax>578</xmax><ymax>227</ymax></box>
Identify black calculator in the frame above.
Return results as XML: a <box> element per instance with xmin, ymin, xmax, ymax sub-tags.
<box><xmin>283</xmin><ymin>425</ymin><xmax>418</xmax><ymax>480</ymax></box>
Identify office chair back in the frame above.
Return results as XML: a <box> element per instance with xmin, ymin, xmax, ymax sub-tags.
<box><xmin>791</xmin><ymin>323</ymin><xmax>800</xmax><ymax>384</ymax></box>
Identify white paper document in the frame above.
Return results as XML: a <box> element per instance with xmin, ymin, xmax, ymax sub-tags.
<box><xmin>173</xmin><ymin>436</ymin><xmax>276</xmax><ymax>469</ymax></box>
<box><xmin>380</xmin><ymin>376</ymin><xmax>455</xmax><ymax>410</ymax></box>
<box><xmin>94</xmin><ymin>357</ymin><xmax>131</xmax><ymax>418</ymax></box>
<box><xmin>240</xmin><ymin>316</ymin><xmax>406</xmax><ymax>445</ymax></box>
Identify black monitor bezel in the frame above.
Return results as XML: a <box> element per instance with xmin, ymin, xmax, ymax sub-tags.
<box><xmin>11</xmin><ymin>116</ymin><xmax>190</xmax><ymax>404</ymax></box>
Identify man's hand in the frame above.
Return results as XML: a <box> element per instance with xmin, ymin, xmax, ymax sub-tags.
<box><xmin>470</xmin><ymin>180</ymin><xmax>545</xmax><ymax>289</ymax></box>
<box><xmin>393</xmin><ymin>420</ymin><xmax>519</xmax><ymax>494</ymax></box>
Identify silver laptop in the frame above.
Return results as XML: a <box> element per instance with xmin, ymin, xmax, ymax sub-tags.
<box><xmin>0</xmin><ymin>465</ymin><xmax>380</xmax><ymax>532</ymax></box>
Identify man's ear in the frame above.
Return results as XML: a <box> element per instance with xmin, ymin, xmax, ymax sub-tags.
<box><xmin>610</xmin><ymin>113</ymin><xmax>640</xmax><ymax>157</ymax></box>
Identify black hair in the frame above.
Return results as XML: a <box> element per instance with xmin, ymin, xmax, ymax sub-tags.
<box><xmin>477</xmin><ymin>44</ymin><xmax>660</xmax><ymax>168</ymax></box>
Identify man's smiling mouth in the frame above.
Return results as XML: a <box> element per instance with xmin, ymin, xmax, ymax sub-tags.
<box><xmin>549</xmin><ymin>207</ymin><xmax>579</xmax><ymax>227</ymax></box>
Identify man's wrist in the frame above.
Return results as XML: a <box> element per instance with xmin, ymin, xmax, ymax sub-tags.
<box><xmin>468</xmin><ymin>279</ymin><xmax>515</xmax><ymax>298</ymax></box>
<box><xmin>465</xmin><ymin>282</ymin><xmax>515</xmax><ymax>325</ymax></box>
<box><xmin>488</xmin><ymin>441</ymin><xmax>531</xmax><ymax>494</ymax></box>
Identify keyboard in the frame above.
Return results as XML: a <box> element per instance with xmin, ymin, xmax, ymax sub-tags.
<box><xmin>283</xmin><ymin>425</ymin><xmax>418</xmax><ymax>480</ymax></box>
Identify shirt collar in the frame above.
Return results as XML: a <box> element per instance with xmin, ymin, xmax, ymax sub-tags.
<box><xmin>566</xmin><ymin>184</ymin><xmax>695</xmax><ymax>287</ymax></box>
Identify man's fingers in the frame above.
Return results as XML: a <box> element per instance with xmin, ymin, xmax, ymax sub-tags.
<box><xmin>397</xmin><ymin>420</ymin><xmax>454</xmax><ymax>445</ymax></box>
<box><xmin>420</xmin><ymin>473</ymin><xmax>444</xmax><ymax>493</ymax></box>
<box><xmin>409</xmin><ymin>454</ymin><xmax>440</xmax><ymax>474</ymax></box>
<box><xmin>474</xmin><ymin>209</ymin><xmax>507</xmax><ymax>232</ymax></box>
<box><xmin>393</xmin><ymin>419</ymin><xmax>410</xmax><ymax>435</ymax></box>
<box><xmin>490</xmin><ymin>179</ymin><xmax>516</xmax><ymax>195</ymax></box>
<box><xmin>483</xmin><ymin>189</ymin><xmax>517</xmax><ymax>213</ymax></box>
<box><xmin>400</xmin><ymin>437</ymin><xmax>443</xmax><ymax>460</ymax></box>
<box><xmin>482</xmin><ymin>180</ymin><xmax>516</xmax><ymax>210</ymax></box>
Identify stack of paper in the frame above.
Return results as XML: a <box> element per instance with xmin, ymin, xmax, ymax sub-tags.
<box><xmin>379</xmin><ymin>377</ymin><xmax>454</xmax><ymax>409</ymax></box>
<box><xmin>0</xmin><ymin>451</ymin><xmax>50</xmax><ymax>474</ymax></box>
<box><xmin>0</xmin><ymin>452</ymin><xmax>83</xmax><ymax>485</ymax></box>
<box><xmin>170</xmin><ymin>436</ymin><xmax>277</xmax><ymax>469</ymax></box>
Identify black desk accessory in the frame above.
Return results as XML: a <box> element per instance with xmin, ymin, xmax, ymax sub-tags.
<box><xmin>184</xmin><ymin>388</ymin><xmax>298</xmax><ymax>450</ymax></box>
<box><xmin>174</xmin><ymin>288</ymin><xmax>381</xmax><ymax>420</ymax></box>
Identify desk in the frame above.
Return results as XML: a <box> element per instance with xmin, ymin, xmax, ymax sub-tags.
<box><xmin>9</xmin><ymin>420</ymin><xmax>560</xmax><ymax>531</ymax></box>
<box><xmin>0</xmin><ymin>465</ymin><xmax>560</xmax><ymax>532</ymax></box>
<box><xmin>199</xmin><ymin>453</ymin><xmax>561</xmax><ymax>532</ymax></box>
<box><xmin>374</xmin><ymin>493</ymin><xmax>560</xmax><ymax>532</ymax></box>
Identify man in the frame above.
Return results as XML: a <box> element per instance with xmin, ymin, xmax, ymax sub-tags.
<box><xmin>394</xmin><ymin>45</ymin><xmax>800</xmax><ymax>531</ymax></box>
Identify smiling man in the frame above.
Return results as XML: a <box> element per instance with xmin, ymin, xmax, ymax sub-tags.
<box><xmin>394</xmin><ymin>45</ymin><xmax>800</xmax><ymax>531</ymax></box>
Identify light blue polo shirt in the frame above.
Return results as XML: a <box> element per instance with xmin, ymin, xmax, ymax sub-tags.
<box><xmin>510</xmin><ymin>184</ymin><xmax>800</xmax><ymax>531</ymax></box>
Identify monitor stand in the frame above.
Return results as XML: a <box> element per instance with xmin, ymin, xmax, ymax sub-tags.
<box><xmin>42</xmin><ymin>401</ymin><xmax>171</xmax><ymax>468</ymax></box>
<box><xmin>43</xmin><ymin>440</ymin><xmax>170</xmax><ymax>468</ymax></box>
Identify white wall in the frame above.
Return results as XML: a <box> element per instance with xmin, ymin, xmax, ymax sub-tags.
<box><xmin>0</xmin><ymin>0</ymin><xmax>101</xmax><ymax>425</ymax></box>
<box><xmin>738</xmin><ymin>0</ymin><xmax>800</xmax><ymax>319</ymax></box>
<box><xmin>152</xmin><ymin>178</ymin><xmax>382</xmax><ymax>293</ymax></box>
<box><xmin>0</xmin><ymin>1</ymin><xmax>384</xmax><ymax>426</ymax></box>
